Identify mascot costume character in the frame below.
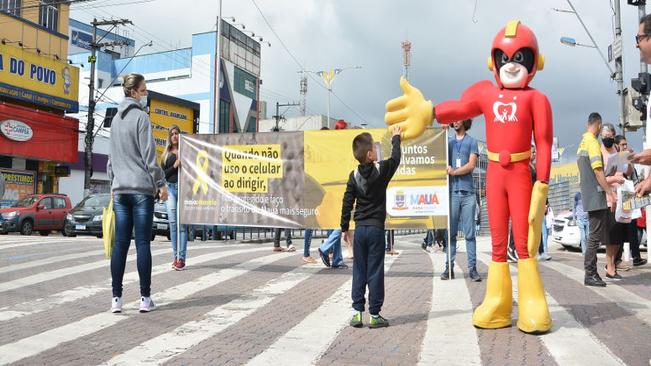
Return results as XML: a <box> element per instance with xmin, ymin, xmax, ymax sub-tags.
<box><xmin>385</xmin><ymin>20</ymin><xmax>552</xmax><ymax>334</ymax></box>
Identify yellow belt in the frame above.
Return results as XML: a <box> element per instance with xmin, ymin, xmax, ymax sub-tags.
<box><xmin>486</xmin><ymin>149</ymin><xmax>531</xmax><ymax>163</ymax></box>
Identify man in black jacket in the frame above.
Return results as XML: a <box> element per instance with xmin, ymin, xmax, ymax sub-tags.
<box><xmin>342</xmin><ymin>126</ymin><xmax>401</xmax><ymax>329</ymax></box>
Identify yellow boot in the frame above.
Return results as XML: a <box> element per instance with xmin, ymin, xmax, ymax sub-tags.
<box><xmin>517</xmin><ymin>258</ymin><xmax>552</xmax><ymax>334</ymax></box>
<box><xmin>473</xmin><ymin>261</ymin><xmax>512</xmax><ymax>329</ymax></box>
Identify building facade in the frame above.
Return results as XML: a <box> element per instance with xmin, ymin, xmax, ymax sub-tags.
<box><xmin>0</xmin><ymin>1</ymin><xmax>80</xmax><ymax>207</ymax></box>
<box><xmin>60</xmin><ymin>18</ymin><xmax>261</xmax><ymax>205</ymax></box>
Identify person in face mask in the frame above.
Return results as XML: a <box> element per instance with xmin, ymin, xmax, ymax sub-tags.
<box><xmin>600</xmin><ymin>123</ymin><xmax>627</xmax><ymax>280</ymax></box>
<box><xmin>107</xmin><ymin>73</ymin><xmax>168</xmax><ymax>314</ymax></box>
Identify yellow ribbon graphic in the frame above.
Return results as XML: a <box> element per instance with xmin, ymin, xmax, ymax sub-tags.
<box><xmin>192</xmin><ymin>150</ymin><xmax>209</xmax><ymax>195</ymax></box>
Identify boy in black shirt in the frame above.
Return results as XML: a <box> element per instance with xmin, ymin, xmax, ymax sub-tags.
<box><xmin>343</xmin><ymin>126</ymin><xmax>401</xmax><ymax>328</ymax></box>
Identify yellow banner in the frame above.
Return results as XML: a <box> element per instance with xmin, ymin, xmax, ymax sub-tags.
<box><xmin>179</xmin><ymin>128</ymin><xmax>449</xmax><ymax>230</ymax></box>
<box><xmin>550</xmin><ymin>162</ymin><xmax>579</xmax><ymax>185</ymax></box>
<box><xmin>304</xmin><ymin>128</ymin><xmax>448</xmax><ymax>229</ymax></box>
<box><xmin>0</xmin><ymin>43</ymin><xmax>79</xmax><ymax>112</ymax></box>
<box><xmin>149</xmin><ymin>98</ymin><xmax>195</xmax><ymax>159</ymax></box>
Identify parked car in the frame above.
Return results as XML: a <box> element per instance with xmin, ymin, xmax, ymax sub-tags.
<box><xmin>63</xmin><ymin>194</ymin><xmax>110</xmax><ymax>238</ymax></box>
<box><xmin>152</xmin><ymin>201</ymin><xmax>170</xmax><ymax>241</ymax></box>
<box><xmin>0</xmin><ymin>194</ymin><xmax>72</xmax><ymax>235</ymax></box>
<box><xmin>552</xmin><ymin>210</ymin><xmax>582</xmax><ymax>251</ymax></box>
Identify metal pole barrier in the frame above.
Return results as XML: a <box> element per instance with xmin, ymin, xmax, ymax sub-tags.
<box><xmin>176</xmin><ymin>135</ymin><xmax>182</xmax><ymax>263</ymax></box>
<box><xmin>446</xmin><ymin>128</ymin><xmax>452</xmax><ymax>279</ymax></box>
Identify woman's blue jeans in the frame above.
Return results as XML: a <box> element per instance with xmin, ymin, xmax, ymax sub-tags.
<box><xmin>166</xmin><ymin>183</ymin><xmax>188</xmax><ymax>260</ymax></box>
<box><xmin>111</xmin><ymin>193</ymin><xmax>155</xmax><ymax>297</ymax></box>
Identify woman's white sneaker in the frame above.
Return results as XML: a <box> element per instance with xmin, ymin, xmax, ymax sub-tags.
<box><xmin>139</xmin><ymin>296</ymin><xmax>156</xmax><ymax>313</ymax></box>
<box><xmin>111</xmin><ymin>297</ymin><xmax>123</xmax><ymax>313</ymax></box>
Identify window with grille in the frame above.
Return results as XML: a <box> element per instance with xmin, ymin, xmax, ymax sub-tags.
<box><xmin>0</xmin><ymin>0</ymin><xmax>21</xmax><ymax>17</ymax></box>
<box><xmin>38</xmin><ymin>0</ymin><xmax>58</xmax><ymax>32</ymax></box>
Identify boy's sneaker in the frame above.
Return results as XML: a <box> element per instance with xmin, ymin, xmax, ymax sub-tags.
<box><xmin>350</xmin><ymin>311</ymin><xmax>363</xmax><ymax>328</ymax></box>
<box><xmin>111</xmin><ymin>297</ymin><xmax>122</xmax><ymax>313</ymax></box>
<box><xmin>139</xmin><ymin>296</ymin><xmax>156</xmax><ymax>313</ymax></box>
<box><xmin>172</xmin><ymin>259</ymin><xmax>178</xmax><ymax>269</ymax></box>
<box><xmin>369</xmin><ymin>314</ymin><xmax>389</xmax><ymax>328</ymax></box>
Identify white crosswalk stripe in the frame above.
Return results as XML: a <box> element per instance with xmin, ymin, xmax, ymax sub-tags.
<box><xmin>0</xmin><ymin>244</ymin><xmax>260</xmax><ymax>322</ymax></box>
<box><xmin>0</xmin><ymin>248</ymin><xmax>106</xmax><ymax>275</ymax></box>
<box><xmin>103</xmin><ymin>263</ymin><xmax>324</xmax><ymax>365</ymax></box>
<box><xmin>1</xmin><ymin>235</ymin><xmax>649</xmax><ymax>365</ymax></box>
<box><xmin>476</xmin><ymin>253</ymin><xmax>627</xmax><ymax>366</ymax></box>
<box><xmin>0</xmin><ymin>247</ymin><xmax>171</xmax><ymax>292</ymax></box>
<box><xmin>245</xmin><ymin>252</ymin><xmax>400</xmax><ymax>366</ymax></box>
<box><xmin>0</xmin><ymin>237</ymin><xmax>84</xmax><ymax>250</ymax></box>
<box><xmin>539</xmin><ymin>258</ymin><xmax>651</xmax><ymax>324</ymax></box>
<box><xmin>418</xmin><ymin>251</ymin><xmax>481</xmax><ymax>366</ymax></box>
<box><xmin>0</xmin><ymin>250</ymin><xmax>288</xmax><ymax>365</ymax></box>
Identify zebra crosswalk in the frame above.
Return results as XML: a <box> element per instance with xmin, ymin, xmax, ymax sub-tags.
<box><xmin>0</xmin><ymin>234</ymin><xmax>649</xmax><ymax>365</ymax></box>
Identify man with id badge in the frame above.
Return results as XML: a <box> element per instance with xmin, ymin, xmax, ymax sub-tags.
<box><xmin>443</xmin><ymin>119</ymin><xmax>481</xmax><ymax>282</ymax></box>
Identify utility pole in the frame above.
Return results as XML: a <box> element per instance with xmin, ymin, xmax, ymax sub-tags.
<box><xmin>272</xmin><ymin>101</ymin><xmax>300</xmax><ymax>131</ymax></box>
<box><xmin>613</xmin><ymin>0</ymin><xmax>627</xmax><ymax>137</ymax></box>
<box><xmin>299</xmin><ymin>72</ymin><xmax>307</xmax><ymax>116</ymax></box>
<box><xmin>85</xmin><ymin>18</ymin><xmax>132</xmax><ymax>197</ymax></box>
<box><xmin>214</xmin><ymin>2</ymin><xmax>223</xmax><ymax>134</ymax></box>
<box><xmin>401</xmin><ymin>40</ymin><xmax>412</xmax><ymax>81</ymax></box>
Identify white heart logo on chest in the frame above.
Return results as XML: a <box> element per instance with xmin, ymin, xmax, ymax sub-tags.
<box><xmin>493</xmin><ymin>101</ymin><xmax>518</xmax><ymax>123</ymax></box>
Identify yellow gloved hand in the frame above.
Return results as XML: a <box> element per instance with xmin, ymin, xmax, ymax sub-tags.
<box><xmin>527</xmin><ymin>181</ymin><xmax>549</xmax><ymax>258</ymax></box>
<box><xmin>384</xmin><ymin>76</ymin><xmax>433</xmax><ymax>141</ymax></box>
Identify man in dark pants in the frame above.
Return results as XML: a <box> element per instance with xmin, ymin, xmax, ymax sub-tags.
<box><xmin>273</xmin><ymin>228</ymin><xmax>295</xmax><ymax>252</ymax></box>
<box><xmin>577</xmin><ymin>113</ymin><xmax>617</xmax><ymax>287</ymax></box>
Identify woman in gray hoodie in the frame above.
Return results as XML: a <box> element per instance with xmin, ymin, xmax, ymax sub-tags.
<box><xmin>107</xmin><ymin>73</ymin><xmax>168</xmax><ymax>313</ymax></box>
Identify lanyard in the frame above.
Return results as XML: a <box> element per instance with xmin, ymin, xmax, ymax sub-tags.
<box><xmin>455</xmin><ymin>134</ymin><xmax>466</xmax><ymax>157</ymax></box>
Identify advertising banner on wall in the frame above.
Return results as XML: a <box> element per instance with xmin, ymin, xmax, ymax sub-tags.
<box><xmin>0</xmin><ymin>43</ymin><xmax>80</xmax><ymax>112</ymax></box>
<box><xmin>149</xmin><ymin>96</ymin><xmax>196</xmax><ymax>159</ymax></box>
<box><xmin>178</xmin><ymin>128</ymin><xmax>448</xmax><ymax>229</ymax></box>
<box><xmin>0</xmin><ymin>169</ymin><xmax>36</xmax><ymax>208</ymax></box>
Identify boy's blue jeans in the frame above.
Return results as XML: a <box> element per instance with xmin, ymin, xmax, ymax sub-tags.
<box><xmin>352</xmin><ymin>225</ymin><xmax>385</xmax><ymax>314</ymax></box>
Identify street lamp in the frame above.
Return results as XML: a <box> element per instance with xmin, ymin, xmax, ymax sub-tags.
<box><xmin>553</xmin><ymin>0</ymin><xmax>625</xmax><ymax>135</ymax></box>
<box><xmin>312</xmin><ymin>66</ymin><xmax>362</xmax><ymax>126</ymax></box>
<box><xmin>559</xmin><ymin>35</ymin><xmax>614</xmax><ymax>76</ymax></box>
<box><xmin>560</xmin><ymin>36</ymin><xmax>595</xmax><ymax>49</ymax></box>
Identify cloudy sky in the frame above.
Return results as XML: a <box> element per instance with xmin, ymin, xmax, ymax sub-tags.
<box><xmin>71</xmin><ymin>0</ymin><xmax>649</xmax><ymax>161</ymax></box>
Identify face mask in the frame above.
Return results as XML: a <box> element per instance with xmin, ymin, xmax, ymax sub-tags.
<box><xmin>602</xmin><ymin>137</ymin><xmax>615</xmax><ymax>148</ymax></box>
<box><xmin>139</xmin><ymin>95</ymin><xmax>148</xmax><ymax>110</ymax></box>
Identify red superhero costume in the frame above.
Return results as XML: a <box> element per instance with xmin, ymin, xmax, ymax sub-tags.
<box><xmin>435</xmin><ymin>81</ymin><xmax>553</xmax><ymax>261</ymax></box>
<box><xmin>385</xmin><ymin>20</ymin><xmax>553</xmax><ymax>333</ymax></box>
